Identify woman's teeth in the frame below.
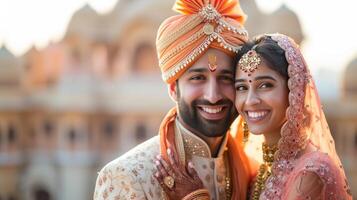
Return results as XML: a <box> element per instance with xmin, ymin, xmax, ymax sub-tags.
<box><xmin>247</xmin><ymin>111</ymin><xmax>268</xmax><ymax>119</ymax></box>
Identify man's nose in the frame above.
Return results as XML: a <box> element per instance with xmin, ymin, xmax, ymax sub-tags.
<box><xmin>203</xmin><ymin>79</ymin><xmax>223</xmax><ymax>104</ymax></box>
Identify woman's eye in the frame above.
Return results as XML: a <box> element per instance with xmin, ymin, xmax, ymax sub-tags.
<box><xmin>260</xmin><ymin>83</ymin><xmax>273</xmax><ymax>89</ymax></box>
<box><xmin>236</xmin><ymin>85</ymin><xmax>247</xmax><ymax>91</ymax></box>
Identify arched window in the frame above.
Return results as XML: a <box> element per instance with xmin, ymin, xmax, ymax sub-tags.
<box><xmin>7</xmin><ymin>125</ymin><xmax>17</xmax><ymax>144</ymax></box>
<box><xmin>0</xmin><ymin>125</ymin><xmax>2</xmax><ymax>147</ymax></box>
<box><xmin>135</xmin><ymin>123</ymin><xmax>147</xmax><ymax>142</ymax></box>
<box><xmin>43</xmin><ymin>121</ymin><xmax>54</xmax><ymax>137</ymax></box>
<box><xmin>68</xmin><ymin>128</ymin><xmax>77</xmax><ymax>144</ymax></box>
<box><xmin>8</xmin><ymin>195</ymin><xmax>16</xmax><ymax>200</ymax></box>
<box><xmin>71</xmin><ymin>48</ymin><xmax>82</xmax><ymax>64</ymax></box>
<box><xmin>354</xmin><ymin>129</ymin><xmax>357</xmax><ymax>148</ymax></box>
<box><xmin>102</xmin><ymin>120</ymin><xmax>116</xmax><ymax>140</ymax></box>
<box><xmin>32</xmin><ymin>187</ymin><xmax>51</xmax><ymax>200</ymax></box>
<box><xmin>132</xmin><ymin>43</ymin><xmax>158</xmax><ymax>73</ymax></box>
<box><xmin>107</xmin><ymin>44</ymin><xmax>119</xmax><ymax>72</ymax></box>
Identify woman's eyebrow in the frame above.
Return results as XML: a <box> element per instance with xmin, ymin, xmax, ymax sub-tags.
<box><xmin>235</xmin><ymin>75</ymin><xmax>277</xmax><ymax>83</ymax></box>
<box><xmin>235</xmin><ymin>78</ymin><xmax>246</xmax><ymax>83</ymax></box>
<box><xmin>254</xmin><ymin>76</ymin><xmax>277</xmax><ymax>81</ymax></box>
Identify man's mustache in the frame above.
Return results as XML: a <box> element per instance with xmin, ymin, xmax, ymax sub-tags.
<box><xmin>193</xmin><ymin>99</ymin><xmax>232</xmax><ymax>106</ymax></box>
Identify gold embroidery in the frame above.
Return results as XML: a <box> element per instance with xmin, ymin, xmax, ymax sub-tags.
<box><xmin>203</xmin><ymin>23</ymin><xmax>215</xmax><ymax>35</ymax></box>
<box><xmin>162</xmin><ymin>29</ymin><xmax>244</xmax><ymax>81</ymax></box>
<box><xmin>182</xmin><ymin>133</ymin><xmax>210</xmax><ymax>158</ymax></box>
<box><xmin>157</xmin><ymin>15</ymin><xmax>203</xmax><ymax>52</ymax></box>
<box><xmin>160</xmin><ymin>10</ymin><xmax>248</xmax><ymax>82</ymax></box>
<box><xmin>199</xmin><ymin>4</ymin><xmax>221</xmax><ymax>22</ymax></box>
<box><xmin>159</xmin><ymin>28</ymin><xmax>205</xmax><ymax>67</ymax></box>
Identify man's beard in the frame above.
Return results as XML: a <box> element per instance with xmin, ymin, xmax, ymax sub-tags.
<box><xmin>177</xmin><ymin>95</ymin><xmax>238</xmax><ymax>138</ymax></box>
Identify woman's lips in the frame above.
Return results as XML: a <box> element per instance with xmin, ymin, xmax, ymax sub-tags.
<box><xmin>245</xmin><ymin>110</ymin><xmax>270</xmax><ymax>122</ymax></box>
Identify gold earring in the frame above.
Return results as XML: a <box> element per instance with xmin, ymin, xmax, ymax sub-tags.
<box><xmin>243</xmin><ymin>121</ymin><xmax>249</xmax><ymax>144</ymax></box>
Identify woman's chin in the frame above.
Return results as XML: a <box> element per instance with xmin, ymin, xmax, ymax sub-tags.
<box><xmin>249</xmin><ymin>130</ymin><xmax>264</xmax><ymax>136</ymax></box>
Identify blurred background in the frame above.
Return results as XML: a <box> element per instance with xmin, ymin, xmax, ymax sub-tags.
<box><xmin>0</xmin><ymin>0</ymin><xmax>356</xmax><ymax>199</ymax></box>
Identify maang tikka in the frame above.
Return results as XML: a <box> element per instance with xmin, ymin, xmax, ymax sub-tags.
<box><xmin>238</xmin><ymin>45</ymin><xmax>261</xmax><ymax>74</ymax></box>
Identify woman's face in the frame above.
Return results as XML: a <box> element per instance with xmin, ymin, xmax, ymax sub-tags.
<box><xmin>235</xmin><ymin>59</ymin><xmax>289</xmax><ymax>138</ymax></box>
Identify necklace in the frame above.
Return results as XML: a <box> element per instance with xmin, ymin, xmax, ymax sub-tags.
<box><xmin>224</xmin><ymin>151</ymin><xmax>232</xmax><ymax>199</ymax></box>
<box><xmin>251</xmin><ymin>143</ymin><xmax>278</xmax><ymax>200</ymax></box>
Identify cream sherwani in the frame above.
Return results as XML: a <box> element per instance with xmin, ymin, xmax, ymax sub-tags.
<box><xmin>94</xmin><ymin>119</ymin><xmax>231</xmax><ymax>200</ymax></box>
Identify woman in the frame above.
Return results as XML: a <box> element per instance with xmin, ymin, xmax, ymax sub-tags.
<box><xmin>153</xmin><ymin>34</ymin><xmax>352</xmax><ymax>199</ymax></box>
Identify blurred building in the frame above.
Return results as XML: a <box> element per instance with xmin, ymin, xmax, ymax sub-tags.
<box><xmin>323</xmin><ymin>56</ymin><xmax>357</xmax><ymax>196</ymax></box>
<box><xmin>0</xmin><ymin>0</ymin><xmax>355</xmax><ymax>199</ymax></box>
<box><xmin>0</xmin><ymin>1</ymin><xmax>175</xmax><ymax>199</ymax></box>
<box><xmin>240</xmin><ymin>0</ymin><xmax>304</xmax><ymax>44</ymax></box>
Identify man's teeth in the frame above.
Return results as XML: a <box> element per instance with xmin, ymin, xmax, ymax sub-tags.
<box><xmin>202</xmin><ymin>107</ymin><xmax>223</xmax><ymax>114</ymax></box>
<box><xmin>247</xmin><ymin>111</ymin><xmax>268</xmax><ymax>118</ymax></box>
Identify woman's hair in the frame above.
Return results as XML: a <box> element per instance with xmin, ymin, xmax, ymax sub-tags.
<box><xmin>236</xmin><ymin>35</ymin><xmax>289</xmax><ymax>79</ymax></box>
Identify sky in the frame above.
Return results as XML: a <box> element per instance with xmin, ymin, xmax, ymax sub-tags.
<box><xmin>0</xmin><ymin>0</ymin><xmax>117</xmax><ymax>54</ymax></box>
<box><xmin>0</xmin><ymin>0</ymin><xmax>356</xmax><ymax>76</ymax></box>
<box><xmin>256</xmin><ymin>0</ymin><xmax>357</xmax><ymax>73</ymax></box>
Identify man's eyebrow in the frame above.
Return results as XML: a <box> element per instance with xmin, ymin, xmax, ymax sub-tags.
<box><xmin>187</xmin><ymin>67</ymin><xmax>207</xmax><ymax>73</ymax></box>
<box><xmin>219</xmin><ymin>69</ymin><xmax>234</xmax><ymax>74</ymax></box>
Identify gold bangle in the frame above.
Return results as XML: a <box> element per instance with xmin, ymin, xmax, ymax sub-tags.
<box><xmin>182</xmin><ymin>189</ymin><xmax>210</xmax><ymax>200</ymax></box>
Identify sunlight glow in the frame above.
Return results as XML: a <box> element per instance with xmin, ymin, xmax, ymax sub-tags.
<box><xmin>0</xmin><ymin>0</ymin><xmax>356</xmax><ymax>75</ymax></box>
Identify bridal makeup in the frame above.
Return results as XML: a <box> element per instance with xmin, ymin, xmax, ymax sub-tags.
<box><xmin>235</xmin><ymin>58</ymin><xmax>289</xmax><ymax>144</ymax></box>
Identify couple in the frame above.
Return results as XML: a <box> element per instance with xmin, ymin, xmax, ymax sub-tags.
<box><xmin>94</xmin><ymin>0</ymin><xmax>352</xmax><ymax>199</ymax></box>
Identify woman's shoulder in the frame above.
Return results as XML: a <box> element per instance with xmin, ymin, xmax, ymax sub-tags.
<box><xmin>295</xmin><ymin>150</ymin><xmax>339</xmax><ymax>176</ymax></box>
<box><xmin>284</xmin><ymin>150</ymin><xmax>352</xmax><ymax>199</ymax></box>
<box><xmin>292</xmin><ymin>150</ymin><xmax>341</xmax><ymax>184</ymax></box>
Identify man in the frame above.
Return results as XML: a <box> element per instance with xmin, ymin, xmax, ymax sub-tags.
<box><xmin>94</xmin><ymin>0</ymin><xmax>252</xmax><ymax>199</ymax></box>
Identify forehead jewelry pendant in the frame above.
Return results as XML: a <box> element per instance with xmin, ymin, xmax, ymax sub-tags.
<box><xmin>208</xmin><ymin>53</ymin><xmax>217</xmax><ymax>72</ymax></box>
<box><xmin>238</xmin><ymin>49</ymin><xmax>261</xmax><ymax>73</ymax></box>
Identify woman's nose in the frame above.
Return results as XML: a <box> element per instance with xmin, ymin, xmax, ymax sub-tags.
<box><xmin>245</xmin><ymin>89</ymin><xmax>261</xmax><ymax>106</ymax></box>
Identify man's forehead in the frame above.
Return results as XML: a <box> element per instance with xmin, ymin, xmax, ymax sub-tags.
<box><xmin>187</xmin><ymin>64</ymin><xmax>234</xmax><ymax>74</ymax></box>
<box><xmin>183</xmin><ymin>48</ymin><xmax>235</xmax><ymax>74</ymax></box>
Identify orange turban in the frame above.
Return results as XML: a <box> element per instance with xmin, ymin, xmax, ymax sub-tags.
<box><xmin>156</xmin><ymin>0</ymin><xmax>248</xmax><ymax>84</ymax></box>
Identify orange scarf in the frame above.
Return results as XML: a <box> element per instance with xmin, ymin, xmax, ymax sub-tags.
<box><xmin>159</xmin><ymin>107</ymin><xmax>253</xmax><ymax>199</ymax></box>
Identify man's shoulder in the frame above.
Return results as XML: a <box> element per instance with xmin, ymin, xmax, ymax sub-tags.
<box><xmin>94</xmin><ymin>136</ymin><xmax>161</xmax><ymax>199</ymax></box>
<box><xmin>100</xmin><ymin>135</ymin><xmax>160</xmax><ymax>180</ymax></box>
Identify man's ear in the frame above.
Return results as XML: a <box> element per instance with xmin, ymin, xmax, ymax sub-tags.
<box><xmin>168</xmin><ymin>82</ymin><xmax>178</xmax><ymax>102</ymax></box>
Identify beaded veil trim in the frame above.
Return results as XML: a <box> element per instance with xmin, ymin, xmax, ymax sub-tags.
<box><xmin>259</xmin><ymin>33</ymin><xmax>311</xmax><ymax>199</ymax></box>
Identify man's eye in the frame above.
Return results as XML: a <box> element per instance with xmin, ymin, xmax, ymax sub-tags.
<box><xmin>190</xmin><ymin>75</ymin><xmax>205</xmax><ymax>80</ymax></box>
<box><xmin>220</xmin><ymin>76</ymin><xmax>234</xmax><ymax>82</ymax></box>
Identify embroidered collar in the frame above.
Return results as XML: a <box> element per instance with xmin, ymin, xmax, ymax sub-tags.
<box><xmin>174</xmin><ymin>119</ymin><xmax>228</xmax><ymax>163</ymax></box>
